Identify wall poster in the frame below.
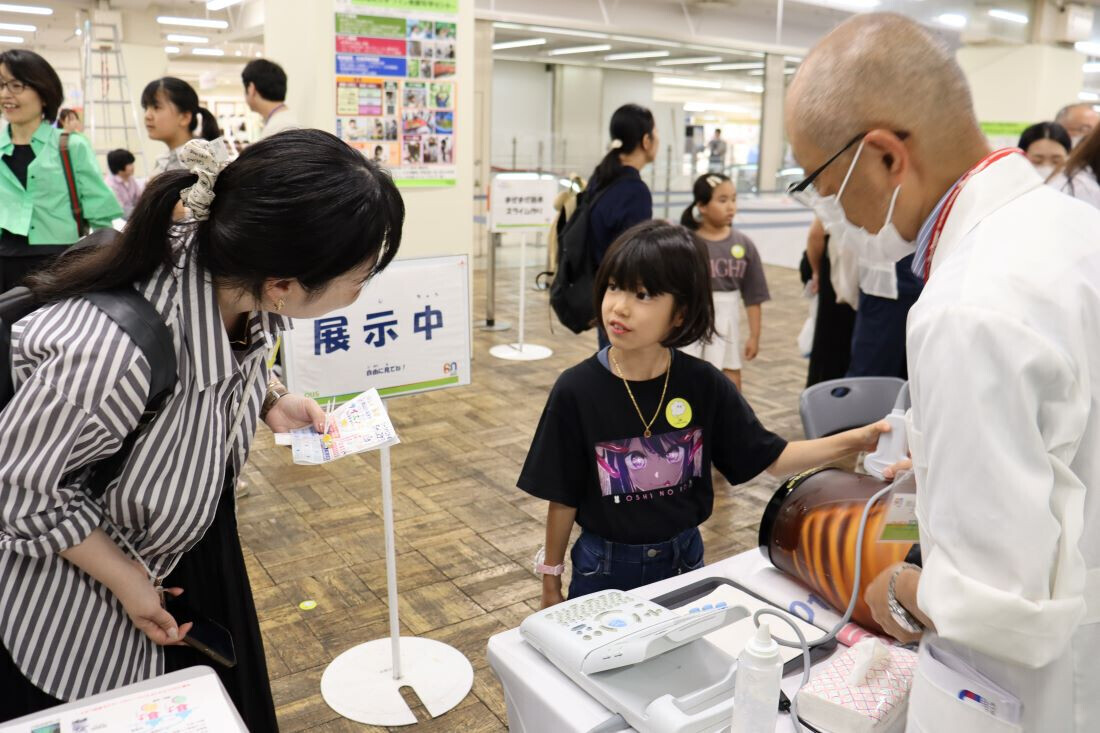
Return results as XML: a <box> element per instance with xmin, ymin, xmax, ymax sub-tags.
<box><xmin>335</xmin><ymin>0</ymin><xmax>457</xmax><ymax>187</ymax></box>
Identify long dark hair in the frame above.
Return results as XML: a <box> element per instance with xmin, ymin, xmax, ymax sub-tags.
<box><xmin>1063</xmin><ymin>124</ymin><xmax>1100</xmax><ymax>188</ymax></box>
<box><xmin>141</xmin><ymin>77</ymin><xmax>221</xmax><ymax>141</ymax></box>
<box><xmin>28</xmin><ymin>129</ymin><xmax>404</xmax><ymax>301</ymax></box>
<box><xmin>593</xmin><ymin>220</ymin><xmax>715</xmax><ymax>348</ymax></box>
<box><xmin>589</xmin><ymin>104</ymin><xmax>655</xmax><ymax>193</ymax></box>
<box><xmin>680</xmin><ymin>173</ymin><xmax>732</xmax><ymax>230</ymax></box>
<box><xmin>0</xmin><ymin>49</ymin><xmax>63</xmax><ymax>123</ymax></box>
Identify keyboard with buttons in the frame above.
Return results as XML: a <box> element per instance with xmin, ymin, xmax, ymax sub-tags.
<box><xmin>521</xmin><ymin>588</ymin><xmax>747</xmax><ymax>675</ymax></box>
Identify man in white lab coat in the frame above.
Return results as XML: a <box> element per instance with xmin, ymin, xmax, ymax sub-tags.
<box><xmin>785</xmin><ymin>13</ymin><xmax>1100</xmax><ymax>732</ymax></box>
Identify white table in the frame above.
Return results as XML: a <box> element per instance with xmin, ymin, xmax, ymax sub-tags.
<box><xmin>487</xmin><ymin>550</ymin><xmax>845</xmax><ymax>733</ymax></box>
<box><xmin>0</xmin><ymin>666</ymin><xmax>247</xmax><ymax>732</ymax></box>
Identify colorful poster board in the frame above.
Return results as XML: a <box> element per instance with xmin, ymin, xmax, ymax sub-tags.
<box><xmin>335</xmin><ymin>0</ymin><xmax>457</xmax><ymax>187</ymax></box>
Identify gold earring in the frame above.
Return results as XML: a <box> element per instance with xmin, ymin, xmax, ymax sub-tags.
<box><xmin>275</xmin><ymin>299</ymin><xmax>285</xmax><ymax>312</ymax></box>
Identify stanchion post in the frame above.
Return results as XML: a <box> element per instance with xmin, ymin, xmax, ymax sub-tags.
<box><xmin>664</xmin><ymin>143</ymin><xmax>673</xmax><ymax>221</ymax></box>
<box><xmin>380</xmin><ymin>444</ymin><xmax>400</xmax><ymax>680</ymax></box>
<box><xmin>517</xmin><ymin>232</ymin><xmax>526</xmax><ymax>351</ymax></box>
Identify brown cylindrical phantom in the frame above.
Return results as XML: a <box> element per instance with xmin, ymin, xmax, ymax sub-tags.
<box><xmin>758</xmin><ymin>467</ymin><xmax>914</xmax><ymax>634</ymax></box>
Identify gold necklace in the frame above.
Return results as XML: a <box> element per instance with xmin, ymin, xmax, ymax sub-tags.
<box><xmin>609</xmin><ymin>347</ymin><xmax>672</xmax><ymax>438</ymax></box>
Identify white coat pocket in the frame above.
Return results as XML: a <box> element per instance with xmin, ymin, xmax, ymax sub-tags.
<box><xmin>907</xmin><ymin>639</ymin><xmax>1023</xmax><ymax>733</ymax></box>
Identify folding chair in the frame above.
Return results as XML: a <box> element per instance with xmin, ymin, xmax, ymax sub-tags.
<box><xmin>799</xmin><ymin>377</ymin><xmax>907</xmax><ymax>439</ymax></box>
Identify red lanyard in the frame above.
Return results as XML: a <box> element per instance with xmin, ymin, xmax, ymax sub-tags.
<box><xmin>924</xmin><ymin>147</ymin><xmax>1023</xmax><ymax>281</ymax></box>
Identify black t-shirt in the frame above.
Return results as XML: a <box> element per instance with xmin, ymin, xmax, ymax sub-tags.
<box><xmin>1</xmin><ymin>144</ymin><xmax>34</xmax><ymax>251</ymax></box>
<box><xmin>518</xmin><ymin>350</ymin><xmax>787</xmax><ymax>544</ymax></box>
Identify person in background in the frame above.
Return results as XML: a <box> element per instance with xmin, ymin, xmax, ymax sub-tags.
<box><xmin>706</xmin><ymin>128</ymin><xmax>727</xmax><ymax>173</ymax></box>
<box><xmin>56</xmin><ymin>107</ymin><xmax>82</xmax><ymax>133</ymax></box>
<box><xmin>105</xmin><ymin>148</ymin><xmax>144</xmax><ymax>218</ymax></box>
<box><xmin>1016</xmin><ymin>121</ymin><xmax>1071</xmax><ymax>180</ymax></box>
<box><xmin>142</xmin><ymin>77</ymin><xmax>221</xmax><ymax>176</ymax></box>
<box><xmin>1050</xmin><ymin>124</ymin><xmax>1100</xmax><ymax>209</ymax></box>
<box><xmin>242</xmin><ymin>58</ymin><xmax>299</xmax><ymax>140</ymax></box>
<box><xmin>680</xmin><ymin>173</ymin><xmax>769</xmax><ymax>391</ymax></box>
<box><xmin>803</xmin><ymin>217</ymin><xmax>857</xmax><ymax>386</ymax></box>
<box><xmin>1055</xmin><ymin>102</ymin><xmax>1099</xmax><ymax>148</ymax></box>
<box><xmin>585</xmin><ymin>103</ymin><xmax>657</xmax><ymax>350</ymax></box>
<box><xmin>0</xmin><ymin>50</ymin><xmax>122</xmax><ymax>292</ymax></box>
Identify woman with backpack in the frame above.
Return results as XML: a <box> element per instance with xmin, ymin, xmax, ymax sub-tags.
<box><xmin>0</xmin><ymin>129</ymin><xmax>404</xmax><ymax>729</ymax></box>
<box><xmin>585</xmin><ymin>104</ymin><xmax>657</xmax><ymax>348</ymax></box>
<box><xmin>0</xmin><ymin>50</ymin><xmax>123</xmax><ymax>293</ymax></box>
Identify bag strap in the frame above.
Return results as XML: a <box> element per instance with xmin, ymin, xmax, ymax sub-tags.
<box><xmin>79</xmin><ymin>289</ymin><xmax>177</xmax><ymax>500</ymax></box>
<box><xmin>58</xmin><ymin>132</ymin><xmax>88</xmax><ymax>238</ymax></box>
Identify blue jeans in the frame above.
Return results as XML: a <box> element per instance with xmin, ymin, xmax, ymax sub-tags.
<box><xmin>567</xmin><ymin>527</ymin><xmax>705</xmax><ymax>600</ymax></box>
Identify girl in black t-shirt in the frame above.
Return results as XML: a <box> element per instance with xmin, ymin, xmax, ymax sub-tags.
<box><xmin>519</xmin><ymin>221</ymin><xmax>891</xmax><ymax>607</ymax></box>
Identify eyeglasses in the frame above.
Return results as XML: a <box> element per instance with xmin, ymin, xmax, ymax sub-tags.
<box><xmin>0</xmin><ymin>78</ymin><xmax>27</xmax><ymax>95</ymax></box>
<box><xmin>787</xmin><ymin>130</ymin><xmax>910</xmax><ymax>207</ymax></box>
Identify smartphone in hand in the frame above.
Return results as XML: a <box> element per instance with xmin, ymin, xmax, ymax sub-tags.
<box><xmin>163</xmin><ymin>594</ymin><xmax>237</xmax><ymax>668</ymax></box>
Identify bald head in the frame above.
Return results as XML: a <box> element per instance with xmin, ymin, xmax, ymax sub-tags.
<box><xmin>787</xmin><ymin>13</ymin><xmax>981</xmax><ymax>157</ymax></box>
<box><xmin>1055</xmin><ymin>103</ymin><xmax>1099</xmax><ymax>143</ymax></box>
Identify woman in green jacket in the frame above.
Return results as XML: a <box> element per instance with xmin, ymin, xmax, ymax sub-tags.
<box><xmin>0</xmin><ymin>49</ymin><xmax>123</xmax><ymax>292</ymax></box>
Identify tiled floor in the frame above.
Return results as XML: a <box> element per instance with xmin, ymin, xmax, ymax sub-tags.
<box><xmin>238</xmin><ymin>260</ymin><xmax>814</xmax><ymax>731</ymax></box>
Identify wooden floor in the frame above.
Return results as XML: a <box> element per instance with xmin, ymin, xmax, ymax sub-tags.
<box><xmin>238</xmin><ymin>260</ymin><xmax>813</xmax><ymax>731</ymax></box>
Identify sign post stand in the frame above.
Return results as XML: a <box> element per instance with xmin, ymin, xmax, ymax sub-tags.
<box><xmin>284</xmin><ymin>255</ymin><xmax>475</xmax><ymax>726</ymax></box>
<box><xmin>488</xmin><ymin>175</ymin><xmax>556</xmax><ymax>362</ymax></box>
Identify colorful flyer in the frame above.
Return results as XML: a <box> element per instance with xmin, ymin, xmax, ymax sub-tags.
<box><xmin>334</xmin><ymin>0</ymin><xmax>457</xmax><ymax>187</ymax></box>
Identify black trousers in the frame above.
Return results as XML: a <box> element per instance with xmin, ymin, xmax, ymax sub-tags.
<box><xmin>0</xmin><ymin>253</ymin><xmax>59</xmax><ymax>293</ymax></box>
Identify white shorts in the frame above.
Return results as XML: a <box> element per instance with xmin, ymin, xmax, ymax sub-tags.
<box><xmin>683</xmin><ymin>290</ymin><xmax>742</xmax><ymax>371</ymax></box>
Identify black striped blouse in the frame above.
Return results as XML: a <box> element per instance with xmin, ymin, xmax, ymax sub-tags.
<box><xmin>0</xmin><ymin>240</ymin><xmax>286</xmax><ymax>701</ymax></box>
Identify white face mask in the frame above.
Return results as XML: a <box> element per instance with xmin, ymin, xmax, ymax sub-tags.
<box><xmin>1071</xmin><ymin>135</ymin><xmax>1085</xmax><ymax>149</ymax></box>
<box><xmin>1033</xmin><ymin>164</ymin><xmax>1055</xmax><ymax>181</ymax></box>
<box><xmin>805</xmin><ymin>140</ymin><xmax>916</xmax><ymax>267</ymax></box>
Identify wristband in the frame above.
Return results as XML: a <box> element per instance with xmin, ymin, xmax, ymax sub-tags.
<box><xmin>534</xmin><ymin>546</ymin><xmax>564</xmax><ymax>576</ymax></box>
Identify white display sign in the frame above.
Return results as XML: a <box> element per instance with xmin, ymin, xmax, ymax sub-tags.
<box><xmin>490</xmin><ymin>177</ymin><xmax>558</xmax><ymax>232</ymax></box>
<box><xmin>284</xmin><ymin>255</ymin><xmax>471</xmax><ymax>401</ymax></box>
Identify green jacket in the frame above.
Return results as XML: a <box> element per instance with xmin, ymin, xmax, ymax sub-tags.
<box><xmin>0</xmin><ymin>121</ymin><xmax>123</xmax><ymax>245</ymax></box>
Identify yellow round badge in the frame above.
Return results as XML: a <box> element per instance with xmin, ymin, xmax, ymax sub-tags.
<box><xmin>731</xmin><ymin>244</ymin><xmax>746</xmax><ymax>259</ymax></box>
<box><xmin>666</xmin><ymin>398</ymin><xmax>692</xmax><ymax>428</ymax></box>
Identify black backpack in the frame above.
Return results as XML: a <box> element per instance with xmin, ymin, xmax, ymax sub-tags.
<box><xmin>0</xmin><ymin>248</ymin><xmax>177</xmax><ymax>499</ymax></box>
<box><xmin>549</xmin><ymin>181</ymin><xmax>622</xmax><ymax>334</ymax></box>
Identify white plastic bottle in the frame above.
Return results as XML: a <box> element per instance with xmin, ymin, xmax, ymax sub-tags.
<box><xmin>731</xmin><ymin>622</ymin><xmax>782</xmax><ymax>733</ymax></box>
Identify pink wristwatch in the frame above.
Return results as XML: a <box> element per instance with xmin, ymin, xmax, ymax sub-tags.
<box><xmin>534</xmin><ymin>547</ymin><xmax>565</xmax><ymax>576</ymax></box>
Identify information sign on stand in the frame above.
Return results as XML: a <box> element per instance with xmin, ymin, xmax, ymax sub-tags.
<box><xmin>489</xmin><ymin>176</ymin><xmax>558</xmax><ymax>361</ymax></box>
<box><xmin>282</xmin><ymin>255</ymin><xmax>474</xmax><ymax>727</ymax></box>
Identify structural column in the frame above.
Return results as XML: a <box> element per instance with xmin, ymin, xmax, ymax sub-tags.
<box><xmin>756</xmin><ymin>52</ymin><xmax>786</xmax><ymax>193</ymax></box>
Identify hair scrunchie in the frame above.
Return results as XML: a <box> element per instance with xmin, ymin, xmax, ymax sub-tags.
<box><xmin>179</xmin><ymin>138</ymin><xmax>230</xmax><ymax>221</ymax></box>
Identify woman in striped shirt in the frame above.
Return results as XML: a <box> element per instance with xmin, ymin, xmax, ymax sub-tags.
<box><xmin>0</xmin><ymin>129</ymin><xmax>404</xmax><ymax>730</ymax></box>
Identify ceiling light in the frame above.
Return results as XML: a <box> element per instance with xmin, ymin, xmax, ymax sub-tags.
<box><xmin>935</xmin><ymin>13</ymin><xmax>967</xmax><ymax>28</ymax></box>
<box><xmin>165</xmin><ymin>46</ymin><xmax>180</xmax><ymax>54</ymax></box>
<box><xmin>492</xmin><ymin>38</ymin><xmax>547</xmax><ymax>50</ymax></box>
<box><xmin>547</xmin><ymin>44</ymin><xmax>612</xmax><ymax>56</ymax></box>
<box><xmin>235</xmin><ymin>50</ymin><xmax>242</xmax><ymax>56</ymax></box>
<box><xmin>684</xmin><ymin>102</ymin><xmax>757</xmax><ymax>113</ymax></box>
<box><xmin>0</xmin><ymin>21</ymin><xmax>34</xmax><ymax>31</ymax></box>
<box><xmin>1084</xmin><ymin>62</ymin><xmax>1100</xmax><ymax>73</ymax></box>
<box><xmin>192</xmin><ymin>47</ymin><xmax>225</xmax><ymax>56</ymax></box>
<box><xmin>166</xmin><ymin>33</ymin><xmax>210</xmax><ymax>43</ymax></box>
<box><xmin>988</xmin><ymin>8</ymin><xmax>1028</xmax><ymax>24</ymax></box>
<box><xmin>1078</xmin><ymin>91</ymin><xmax>1100</xmax><ymax>101</ymax></box>
<box><xmin>0</xmin><ymin>34</ymin><xmax>23</xmax><ymax>42</ymax></box>
<box><xmin>1075</xmin><ymin>41</ymin><xmax>1100</xmax><ymax>56</ymax></box>
<box><xmin>492</xmin><ymin>22</ymin><xmax>524</xmax><ymax>30</ymax></box>
<box><xmin>605</xmin><ymin>50</ymin><xmax>670</xmax><ymax>61</ymax></box>
<box><xmin>747</xmin><ymin>69</ymin><xmax>764</xmax><ymax>76</ymax></box>
<box><xmin>528</xmin><ymin>25</ymin><xmax>608</xmax><ymax>39</ymax></box>
<box><xmin>745</xmin><ymin>85</ymin><xmax>765</xmax><ymax>93</ymax></box>
<box><xmin>254</xmin><ymin>51</ymin><xmax>261</xmax><ymax>57</ymax></box>
<box><xmin>794</xmin><ymin>0</ymin><xmax>880</xmax><ymax>9</ymax></box>
<box><xmin>0</xmin><ymin>4</ymin><xmax>51</xmax><ymax>15</ymax></box>
<box><xmin>156</xmin><ymin>16</ymin><xmax>229</xmax><ymax>29</ymax></box>
<box><xmin>610</xmin><ymin>35</ymin><xmax>681</xmax><ymax>47</ymax></box>
<box><xmin>654</xmin><ymin>76</ymin><xmax>722</xmax><ymax>89</ymax></box>
<box><xmin>705</xmin><ymin>62</ymin><xmax>764</xmax><ymax>71</ymax></box>
<box><xmin>656</xmin><ymin>56</ymin><xmax>723</xmax><ymax>66</ymax></box>
<box><xmin>207</xmin><ymin>0</ymin><xmax>244</xmax><ymax>8</ymax></box>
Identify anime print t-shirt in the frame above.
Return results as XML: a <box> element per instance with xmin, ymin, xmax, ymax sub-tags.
<box><xmin>518</xmin><ymin>351</ymin><xmax>787</xmax><ymax>544</ymax></box>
